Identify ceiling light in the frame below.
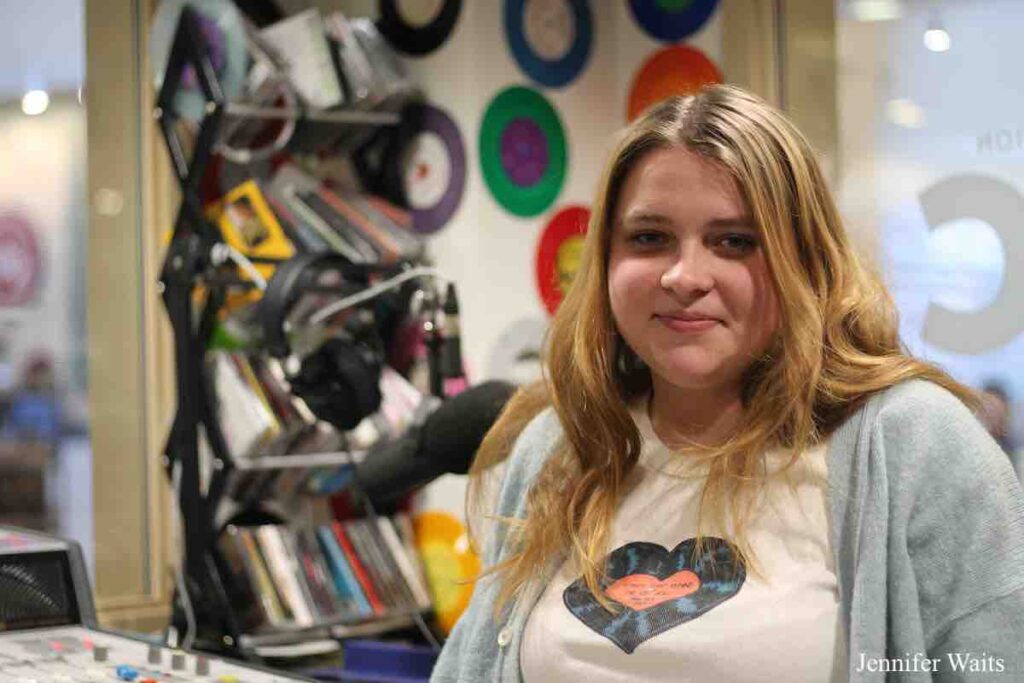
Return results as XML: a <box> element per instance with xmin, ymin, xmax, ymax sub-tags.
<box><xmin>21</xmin><ymin>90</ymin><xmax>50</xmax><ymax>116</ymax></box>
<box><xmin>924</xmin><ymin>27</ymin><xmax>951</xmax><ymax>52</ymax></box>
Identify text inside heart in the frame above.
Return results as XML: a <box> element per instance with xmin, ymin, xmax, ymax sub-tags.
<box><xmin>605</xmin><ymin>570</ymin><xmax>701</xmax><ymax>611</ymax></box>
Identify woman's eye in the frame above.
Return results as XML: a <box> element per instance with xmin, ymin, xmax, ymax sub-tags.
<box><xmin>716</xmin><ymin>234</ymin><xmax>758</xmax><ymax>254</ymax></box>
<box><xmin>628</xmin><ymin>231</ymin><xmax>665</xmax><ymax>247</ymax></box>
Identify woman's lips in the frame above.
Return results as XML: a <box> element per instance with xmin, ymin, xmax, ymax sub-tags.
<box><xmin>654</xmin><ymin>315</ymin><xmax>720</xmax><ymax>333</ymax></box>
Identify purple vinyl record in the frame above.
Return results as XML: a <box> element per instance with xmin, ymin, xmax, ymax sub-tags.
<box><xmin>401</xmin><ymin>103</ymin><xmax>467</xmax><ymax>234</ymax></box>
<box><xmin>501</xmin><ymin>118</ymin><xmax>549</xmax><ymax>187</ymax></box>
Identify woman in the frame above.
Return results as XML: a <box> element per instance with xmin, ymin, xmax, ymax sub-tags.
<box><xmin>432</xmin><ymin>85</ymin><xmax>1024</xmax><ymax>681</ymax></box>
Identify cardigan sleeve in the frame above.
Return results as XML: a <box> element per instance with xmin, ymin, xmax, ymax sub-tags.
<box><xmin>928</xmin><ymin>587</ymin><xmax>1024</xmax><ymax>681</ymax></box>
<box><xmin>873</xmin><ymin>381</ymin><xmax>1024</xmax><ymax>675</ymax></box>
<box><xmin>430</xmin><ymin>407</ymin><xmax>562</xmax><ymax>682</ymax></box>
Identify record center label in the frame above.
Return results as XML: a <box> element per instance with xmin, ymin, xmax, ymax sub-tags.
<box><xmin>395</xmin><ymin>0</ymin><xmax>446</xmax><ymax>28</ymax></box>
<box><xmin>501</xmin><ymin>118</ymin><xmax>549</xmax><ymax>187</ymax></box>
<box><xmin>403</xmin><ymin>131</ymin><xmax>452</xmax><ymax>209</ymax></box>
<box><xmin>524</xmin><ymin>0</ymin><xmax>575</xmax><ymax>61</ymax></box>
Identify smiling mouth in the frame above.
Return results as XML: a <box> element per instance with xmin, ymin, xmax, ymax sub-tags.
<box><xmin>654</xmin><ymin>315</ymin><xmax>720</xmax><ymax>333</ymax></box>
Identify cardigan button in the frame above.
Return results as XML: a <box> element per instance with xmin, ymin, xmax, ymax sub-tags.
<box><xmin>497</xmin><ymin>628</ymin><xmax>512</xmax><ymax>648</ymax></box>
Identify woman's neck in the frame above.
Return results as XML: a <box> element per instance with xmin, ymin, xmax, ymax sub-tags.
<box><xmin>648</xmin><ymin>379</ymin><xmax>745</xmax><ymax>449</ymax></box>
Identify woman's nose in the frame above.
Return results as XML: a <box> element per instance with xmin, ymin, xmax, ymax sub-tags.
<box><xmin>659</xmin><ymin>248</ymin><xmax>714</xmax><ymax>296</ymax></box>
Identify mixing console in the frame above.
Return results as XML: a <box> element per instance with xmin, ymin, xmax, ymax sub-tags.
<box><xmin>0</xmin><ymin>625</ymin><xmax>309</xmax><ymax>682</ymax></box>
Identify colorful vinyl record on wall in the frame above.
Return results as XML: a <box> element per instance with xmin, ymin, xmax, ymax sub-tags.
<box><xmin>486</xmin><ymin>317</ymin><xmax>548</xmax><ymax>387</ymax></box>
<box><xmin>400</xmin><ymin>103</ymin><xmax>467</xmax><ymax>234</ymax></box>
<box><xmin>536</xmin><ymin>205</ymin><xmax>590</xmax><ymax>314</ymax></box>
<box><xmin>149</xmin><ymin>0</ymin><xmax>250</xmax><ymax>121</ymax></box>
<box><xmin>504</xmin><ymin>0</ymin><xmax>592</xmax><ymax>88</ymax></box>
<box><xmin>628</xmin><ymin>0</ymin><xmax>720</xmax><ymax>43</ymax></box>
<box><xmin>627</xmin><ymin>45</ymin><xmax>722</xmax><ymax>121</ymax></box>
<box><xmin>377</xmin><ymin>0</ymin><xmax>461</xmax><ymax>56</ymax></box>
<box><xmin>479</xmin><ymin>86</ymin><xmax>568</xmax><ymax>217</ymax></box>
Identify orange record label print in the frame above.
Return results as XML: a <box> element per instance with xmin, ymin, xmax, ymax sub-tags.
<box><xmin>627</xmin><ymin>45</ymin><xmax>722</xmax><ymax>121</ymax></box>
<box><xmin>536</xmin><ymin>205</ymin><xmax>590</xmax><ymax>315</ymax></box>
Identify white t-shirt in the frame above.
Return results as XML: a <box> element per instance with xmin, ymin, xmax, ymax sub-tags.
<box><xmin>520</xmin><ymin>405</ymin><xmax>846</xmax><ymax>682</ymax></box>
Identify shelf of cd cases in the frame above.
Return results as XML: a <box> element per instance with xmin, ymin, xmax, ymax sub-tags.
<box><xmin>239</xmin><ymin>609</ymin><xmax>428</xmax><ymax>650</ymax></box>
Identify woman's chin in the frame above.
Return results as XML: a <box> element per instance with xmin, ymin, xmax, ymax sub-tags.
<box><xmin>651</xmin><ymin>368</ymin><xmax>735</xmax><ymax>393</ymax></box>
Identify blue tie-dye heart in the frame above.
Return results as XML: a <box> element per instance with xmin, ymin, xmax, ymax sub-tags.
<box><xmin>563</xmin><ymin>537</ymin><xmax>745</xmax><ymax>653</ymax></box>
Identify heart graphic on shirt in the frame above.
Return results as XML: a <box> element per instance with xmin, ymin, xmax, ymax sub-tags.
<box><xmin>563</xmin><ymin>538</ymin><xmax>744</xmax><ymax>653</ymax></box>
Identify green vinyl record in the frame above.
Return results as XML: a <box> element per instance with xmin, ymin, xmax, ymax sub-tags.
<box><xmin>479</xmin><ymin>86</ymin><xmax>567</xmax><ymax>217</ymax></box>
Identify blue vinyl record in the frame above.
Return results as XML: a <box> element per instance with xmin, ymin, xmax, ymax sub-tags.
<box><xmin>505</xmin><ymin>0</ymin><xmax>592</xmax><ymax>88</ymax></box>
<box><xmin>628</xmin><ymin>0</ymin><xmax>719</xmax><ymax>43</ymax></box>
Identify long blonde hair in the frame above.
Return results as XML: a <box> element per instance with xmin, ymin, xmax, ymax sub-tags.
<box><xmin>470</xmin><ymin>84</ymin><xmax>975</xmax><ymax>612</ymax></box>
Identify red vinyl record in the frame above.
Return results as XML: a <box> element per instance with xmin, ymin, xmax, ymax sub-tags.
<box><xmin>536</xmin><ymin>205</ymin><xmax>590</xmax><ymax>315</ymax></box>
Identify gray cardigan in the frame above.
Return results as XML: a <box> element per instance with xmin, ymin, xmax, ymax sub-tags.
<box><xmin>431</xmin><ymin>380</ymin><xmax>1024</xmax><ymax>681</ymax></box>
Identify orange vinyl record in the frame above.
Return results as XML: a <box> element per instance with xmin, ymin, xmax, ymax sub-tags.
<box><xmin>413</xmin><ymin>510</ymin><xmax>480</xmax><ymax>634</ymax></box>
<box><xmin>627</xmin><ymin>45</ymin><xmax>722</xmax><ymax>121</ymax></box>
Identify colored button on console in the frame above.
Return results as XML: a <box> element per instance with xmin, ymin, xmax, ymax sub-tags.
<box><xmin>115</xmin><ymin>664</ymin><xmax>139</xmax><ymax>680</ymax></box>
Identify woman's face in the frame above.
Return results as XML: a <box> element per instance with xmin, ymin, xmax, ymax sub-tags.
<box><xmin>607</xmin><ymin>146</ymin><xmax>779</xmax><ymax>400</ymax></box>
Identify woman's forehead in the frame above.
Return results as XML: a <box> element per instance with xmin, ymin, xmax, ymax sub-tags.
<box><xmin>614</xmin><ymin>148</ymin><xmax>749</xmax><ymax>226</ymax></box>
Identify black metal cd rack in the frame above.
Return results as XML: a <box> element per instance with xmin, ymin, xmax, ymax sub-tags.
<box><xmin>152</xmin><ymin>6</ymin><xmax>434</xmax><ymax>661</ymax></box>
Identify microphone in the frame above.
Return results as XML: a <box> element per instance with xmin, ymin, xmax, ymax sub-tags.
<box><xmin>353</xmin><ymin>380</ymin><xmax>515</xmax><ymax>505</ymax></box>
<box><xmin>438</xmin><ymin>283</ymin><xmax>465</xmax><ymax>397</ymax></box>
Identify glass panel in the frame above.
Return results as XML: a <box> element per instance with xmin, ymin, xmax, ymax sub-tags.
<box><xmin>837</xmin><ymin>0</ymin><xmax>1024</xmax><ymax>466</ymax></box>
<box><xmin>0</xmin><ymin>2</ymin><xmax>91</xmax><ymax>574</ymax></box>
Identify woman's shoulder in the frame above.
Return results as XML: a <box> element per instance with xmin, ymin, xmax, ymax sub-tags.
<box><xmin>872</xmin><ymin>377</ymin><xmax>973</xmax><ymax>419</ymax></box>
<box><xmin>850</xmin><ymin>378</ymin><xmax>998</xmax><ymax>475</ymax></box>
<box><xmin>502</xmin><ymin>406</ymin><xmax>564</xmax><ymax>485</ymax></box>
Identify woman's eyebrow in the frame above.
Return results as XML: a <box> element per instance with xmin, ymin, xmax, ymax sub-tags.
<box><xmin>707</xmin><ymin>217</ymin><xmax>756</xmax><ymax>230</ymax></box>
<box><xmin>616</xmin><ymin>213</ymin><xmax>756</xmax><ymax>230</ymax></box>
<box><xmin>619</xmin><ymin>211</ymin><xmax>672</xmax><ymax>226</ymax></box>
